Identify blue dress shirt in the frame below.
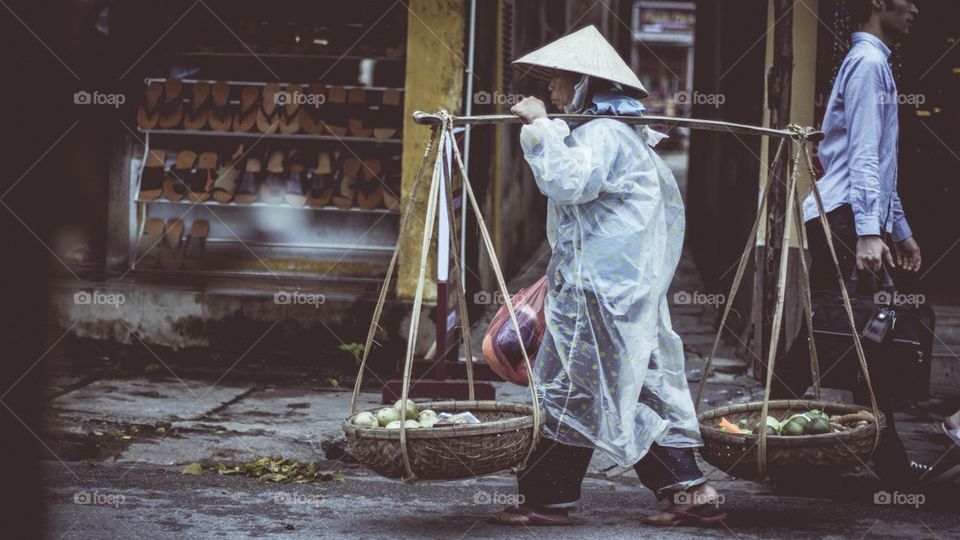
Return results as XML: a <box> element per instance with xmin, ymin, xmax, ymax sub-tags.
<box><xmin>802</xmin><ymin>32</ymin><xmax>912</xmax><ymax>242</ymax></box>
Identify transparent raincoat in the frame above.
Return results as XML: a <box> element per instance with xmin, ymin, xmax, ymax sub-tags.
<box><xmin>520</xmin><ymin>113</ymin><xmax>702</xmax><ymax>467</ymax></box>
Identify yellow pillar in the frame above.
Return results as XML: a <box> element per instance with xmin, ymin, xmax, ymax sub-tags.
<box><xmin>397</xmin><ymin>0</ymin><xmax>466</xmax><ymax>302</ymax></box>
<box><xmin>759</xmin><ymin>0</ymin><xmax>818</xmax><ymax>248</ymax></box>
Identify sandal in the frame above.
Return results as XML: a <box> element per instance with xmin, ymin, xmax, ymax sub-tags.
<box><xmin>157</xmin><ymin>78</ymin><xmax>184</xmax><ymax>129</ymax></box>
<box><xmin>159</xmin><ymin>218</ymin><xmax>185</xmax><ymax>270</ymax></box>
<box><xmin>234</xmin><ymin>156</ymin><xmax>262</xmax><ymax>205</ymax></box>
<box><xmin>355</xmin><ymin>158</ymin><xmax>383</xmax><ymax>209</ymax></box>
<box><xmin>487</xmin><ymin>506</ymin><xmax>574</xmax><ymax>527</ymax></box>
<box><xmin>183</xmin><ymin>82</ymin><xmax>213</xmax><ymax>130</ymax></box>
<box><xmin>139</xmin><ymin>149</ymin><xmax>167</xmax><ymax>200</ymax></box>
<box><xmin>331</xmin><ymin>157</ymin><xmax>361</xmax><ymax>209</ymax></box>
<box><xmin>299</xmin><ymin>83</ymin><xmax>326</xmax><ymax>135</ymax></box>
<box><xmin>183</xmin><ymin>219</ymin><xmax>210</xmax><ymax>271</ymax></box>
<box><xmin>189</xmin><ymin>151</ymin><xmax>218</xmax><ymax>202</ymax></box>
<box><xmin>259</xmin><ymin>149</ymin><xmax>287</xmax><ymax>204</ymax></box>
<box><xmin>210</xmin><ymin>145</ymin><xmax>244</xmax><ymax>203</ymax></box>
<box><xmin>163</xmin><ymin>150</ymin><xmax>196</xmax><ymax>202</ymax></box>
<box><xmin>135</xmin><ymin>218</ymin><xmax>166</xmax><ymax>269</ymax></box>
<box><xmin>322</xmin><ymin>86</ymin><xmax>349</xmax><ymax>136</ymax></box>
<box><xmin>136</xmin><ymin>82</ymin><xmax>163</xmax><ymax>129</ymax></box>
<box><xmin>373</xmin><ymin>89</ymin><xmax>402</xmax><ymax>139</ymax></box>
<box><xmin>278</xmin><ymin>84</ymin><xmax>303</xmax><ymax>135</ymax></box>
<box><xmin>208</xmin><ymin>81</ymin><xmax>233</xmax><ymax>131</ymax></box>
<box><xmin>643</xmin><ymin>504</ymin><xmax>728</xmax><ymax>527</ymax></box>
<box><xmin>283</xmin><ymin>150</ymin><xmax>308</xmax><ymax>206</ymax></box>
<box><xmin>233</xmin><ymin>86</ymin><xmax>259</xmax><ymax>133</ymax></box>
<box><xmin>306</xmin><ymin>151</ymin><xmax>335</xmax><ymax>208</ymax></box>
<box><xmin>257</xmin><ymin>83</ymin><xmax>281</xmax><ymax>133</ymax></box>
<box><xmin>347</xmin><ymin>88</ymin><xmax>372</xmax><ymax>138</ymax></box>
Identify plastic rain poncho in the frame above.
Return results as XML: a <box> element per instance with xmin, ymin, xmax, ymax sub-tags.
<box><xmin>520</xmin><ymin>114</ymin><xmax>702</xmax><ymax>467</ymax></box>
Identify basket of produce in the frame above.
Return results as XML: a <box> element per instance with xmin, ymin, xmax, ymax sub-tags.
<box><xmin>697</xmin><ymin>400</ymin><xmax>885</xmax><ymax>480</ymax></box>
<box><xmin>342</xmin><ymin>121</ymin><xmax>541</xmax><ymax>482</ymax></box>
<box><xmin>343</xmin><ymin>399</ymin><xmax>537</xmax><ymax>480</ymax></box>
<box><xmin>692</xmin><ymin>136</ymin><xmax>886</xmax><ymax>481</ymax></box>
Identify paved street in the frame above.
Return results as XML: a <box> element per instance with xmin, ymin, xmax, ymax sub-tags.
<box><xmin>38</xmin><ymin>152</ymin><xmax>960</xmax><ymax>538</ymax></box>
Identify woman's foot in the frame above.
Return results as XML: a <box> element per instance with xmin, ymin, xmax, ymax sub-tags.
<box><xmin>488</xmin><ymin>504</ymin><xmax>572</xmax><ymax>526</ymax></box>
<box><xmin>643</xmin><ymin>482</ymin><xmax>726</xmax><ymax>526</ymax></box>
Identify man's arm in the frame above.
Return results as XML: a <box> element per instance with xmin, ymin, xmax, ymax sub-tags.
<box><xmin>844</xmin><ymin>56</ymin><xmax>886</xmax><ymax>237</ymax></box>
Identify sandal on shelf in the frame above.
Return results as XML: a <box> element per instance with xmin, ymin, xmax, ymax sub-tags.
<box><xmin>279</xmin><ymin>84</ymin><xmax>303</xmax><ymax>135</ymax></box>
<box><xmin>355</xmin><ymin>158</ymin><xmax>383</xmax><ymax>209</ymax></box>
<box><xmin>382</xmin><ymin>158</ymin><xmax>401</xmax><ymax>212</ymax></box>
<box><xmin>164</xmin><ymin>150</ymin><xmax>197</xmax><ymax>202</ymax></box>
<box><xmin>210</xmin><ymin>145</ymin><xmax>244</xmax><ymax>203</ymax></box>
<box><xmin>257</xmin><ymin>83</ymin><xmax>281</xmax><ymax>133</ymax></box>
<box><xmin>307</xmin><ymin>151</ymin><xmax>335</xmax><ymax>208</ymax></box>
<box><xmin>234</xmin><ymin>156</ymin><xmax>262</xmax><ymax>205</ymax></box>
<box><xmin>160</xmin><ymin>218</ymin><xmax>186</xmax><ymax>270</ymax></box>
<box><xmin>347</xmin><ymin>88</ymin><xmax>372</xmax><ymax>138</ymax></box>
<box><xmin>137</xmin><ymin>82</ymin><xmax>164</xmax><ymax>129</ymax></box>
<box><xmin>189</xmin><ymin>151</ymin><xmax>218</xmax><ymax>202</ymax></box>
<box><xmin>135</xmin><ymin>218</ymin><xmax>166</xmax><ymax>269</ymax></box>
<box><xmin>259</xmin><ymin>149</ymin><xmax>287</xmax><ymax>204</ymax></box>
<box><xmin>374</xmin><ymin>89</ymin><xmax>402</xmax><ymax>139</ymax></box>
<box><xmin>183</xmin><ymin>82</ymin><xmax>213</xmax><ymax>130</ymax></box>
<box><xmin>283</xmin><ymin>150</ymin><xmax>308</xmax><ymax>206</ymax></box>
<box><xmin>208</xmin><ymin>81</ymin><xmax>233</xmax><ymax>131</ymax></box>
<box><xmin>139</xmin><ymin>149</ymin><xmax>167</xmax><ymax>200</ymax></box>
<box><xmin>157</xmin><ymin>78</ymin><xmax>184</xmax><ymax>129</ymax></box>
<box><xmin>642</xmin><ymin>504</ymin><xmax>728</xmax><ymax>527</ymax></box>
<box><xmin>322</xmin><ymin>86</ymin><xmax>349</xmax><ymax>136</ymax></box>
<box><xmin>299</xmin><ymin>83</ymin><xmax>326</xmax><ymax>135</ymax></box>
<box><xmin>487</xmin><ymin>506</ymin><xmax>574</xmax><ymax>527</ymax></box>
<box><xmin>233</xmin><ymin>86</ymin><xmax>260</xmax><ymax>132</ymax></box>
<box><xmin>332</xmin><ymin>157</ymin><xmax>361</xmax><ymax>209</ymax></box>
<box><xmin>183</xmin><ymin>219</ymin><xmax>210</xmax><ymax>271</ymax></box>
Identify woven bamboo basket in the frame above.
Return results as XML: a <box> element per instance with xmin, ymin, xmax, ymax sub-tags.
<box><xmin>698</xmin><ymin>400</ymin><xmax>885</xmax><ymax>480</ymax></box>
<box><xmin>342</xmin><ymin>401</ymin><xmax>537</xmax><ymax>480</ymax></box>
<box><xmin>343</xmin><ymin>117</ymin><xmax>541</xmax><ymax>482</ymax></box>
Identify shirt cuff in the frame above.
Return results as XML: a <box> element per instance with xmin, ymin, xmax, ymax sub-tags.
<box><xmin>854</xmin><ymin>212</ymin><xmax>882</xmax><ymax>237</ymax></box>
<box><xmin>891</xmin><ymin>216</ymin><xmax>913</xmax><ymax>243</ymax></box>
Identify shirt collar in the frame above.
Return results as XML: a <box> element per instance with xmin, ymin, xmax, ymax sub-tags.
<box><xmin>852</xmin><ymin>31</ymin><xmax>892</xmax><ymax>58</ymax></box>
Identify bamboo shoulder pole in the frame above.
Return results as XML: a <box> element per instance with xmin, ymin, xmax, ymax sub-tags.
<box><xmin>412</xmin><ymin>111</ymin><xmax>824</xmax><ymax>143</ymax></box>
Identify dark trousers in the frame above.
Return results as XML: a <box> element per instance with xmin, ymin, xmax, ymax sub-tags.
<box><xmin>772</xmin><ymin>204</ymin><xmax>908</xmax><ymax>481</ymax></box>
<box><xmin>517</xmin><ymin>437</ymin><xmax>705</xmax><ymax>509</ymax></box>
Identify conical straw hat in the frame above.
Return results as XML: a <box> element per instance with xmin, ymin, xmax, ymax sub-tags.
<box><xmin>512</xmin><ymin>25</ymin><xmax>648</xmax><ymax>98</ymax></box>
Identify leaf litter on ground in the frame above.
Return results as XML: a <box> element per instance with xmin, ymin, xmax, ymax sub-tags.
<box><xmin>212</xmin><ymin>456</ymin><xmax>344</xmax><ymax>484</ymax></box>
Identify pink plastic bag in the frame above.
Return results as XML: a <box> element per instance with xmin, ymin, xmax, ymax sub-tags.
<box><xmin>481</xmin><ymin>276</ymin><xmax>547</xmax><ymax>386</ymax></box>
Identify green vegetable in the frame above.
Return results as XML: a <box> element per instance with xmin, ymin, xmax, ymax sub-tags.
<box><xmin>806</xmin><ymin>417</ymin><xmax>832</xmax><ymax>435</ymax></box>
<box><xmin>780</xmin><ymin>419</ymin><xmax>806</xmax><ymax>436</ymax></box>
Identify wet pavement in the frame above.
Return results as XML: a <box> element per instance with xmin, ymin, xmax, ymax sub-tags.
<box><xmin>38</xmin><ymin>152</ymin><xmax>960</xmax><ymax>538</ymax></box>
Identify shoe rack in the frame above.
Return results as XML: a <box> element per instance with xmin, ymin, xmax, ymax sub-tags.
<box><xmin>128</xmin><ymin>4</ymin><xmax>407</xmax><ymax>280</ymax></box>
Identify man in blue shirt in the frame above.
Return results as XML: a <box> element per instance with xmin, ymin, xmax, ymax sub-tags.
<box><xmin>773</xmin><ymin>0</ymin><xmax>934</xmax><ymax>488</ymax></box>
<box><xmin>801</xmin><ymin>0</ymin><xmax>921</xmax><ymax>273</ymax></box>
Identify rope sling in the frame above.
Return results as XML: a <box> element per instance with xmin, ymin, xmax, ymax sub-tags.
<box><xmin>346</xmin><ymin>110</ymin><xmax>880</xmax><ymax>482</ymax></box>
